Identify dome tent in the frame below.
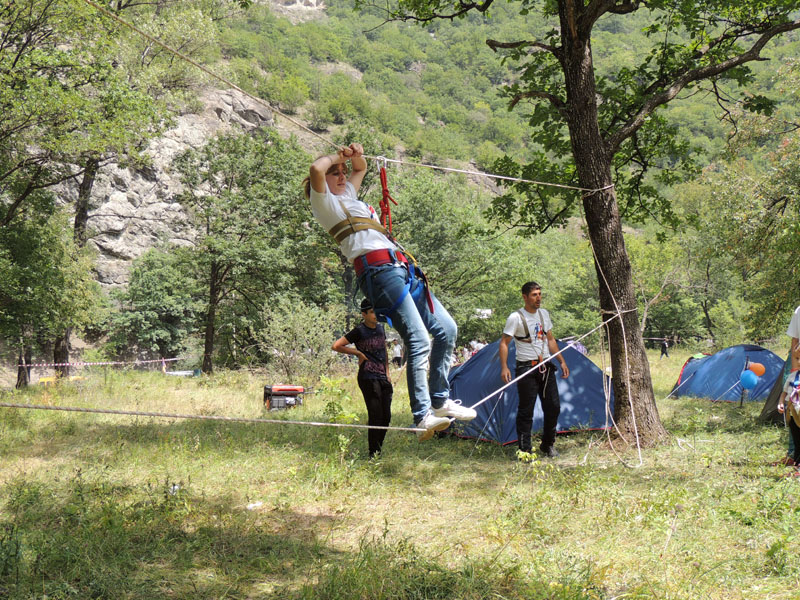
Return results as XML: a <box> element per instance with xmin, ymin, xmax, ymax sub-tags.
<box><xmin>448</xmin><ymin>339</ymin><xmax>613</xmax><ymax>445</ymax></box>
<box><xmin>671</xmin><ymin>344</ymin><xmax>783</xmax><ymax>402</ymax></box>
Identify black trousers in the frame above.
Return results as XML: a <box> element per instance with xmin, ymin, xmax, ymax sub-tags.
<box><xmin>515</xmin><ymin>362</ymin><xmax>560</xmax><ymax>452</ymax></box>
<box><xmin>789</xmin><ymin>417</ymin><xmax>800</xmax><ymax>463</ymax></box>
<box><xmin>357</xmin><ymin>376</ymin><xmax>393</xmax><ymax>457</ymax></box>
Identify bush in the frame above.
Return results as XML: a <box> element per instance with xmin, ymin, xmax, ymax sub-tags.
<box><xmin>256</xmin><ymin>297</ymin><xmax>345</xmax><ymax>382</ymax></box>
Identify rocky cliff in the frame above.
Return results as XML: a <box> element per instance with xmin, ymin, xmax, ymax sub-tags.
<box><xmin>62</xmin><ymin>89</ymin><xmax>273</xmax><ymax>288</ymax></box>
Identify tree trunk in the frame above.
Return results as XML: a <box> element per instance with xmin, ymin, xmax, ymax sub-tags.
<box><xmin>54</xmin><ymin>329</ymin><xmax>71</xmax><ymax>378</ymax></box>
<box><xmin>339</xmin><ymin>252</ymin><xmax>356</xmax><ymax>330</ymax></box>
<box><xmin>74</xmin><ymin>157</ymin><xmax>100</xmax><ymax>246</ymax></box>
<box><xmin>202</xmin><ymin>263</ymin><xmax>220</xmax><ymax>374</ymax></box>
<box><xmin>560</xmin><ymin>11</ymin><xmax>668</xmax><ymax>445</ymax></box>
<box><xmin>49</xmin><ymin>158</ymin><xmax>100</xmax><ymax>380</ymax></box>
<box><xmin>16</xmin><ymin>344</ymin><xmax>31</xmax><ymax>389</ymax></box>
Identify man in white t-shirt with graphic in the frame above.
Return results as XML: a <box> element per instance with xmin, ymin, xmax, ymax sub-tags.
<box><xmin>499</xmin><ymin>281</ymin><xmax>569</xmax><ymax>457</ymax></box>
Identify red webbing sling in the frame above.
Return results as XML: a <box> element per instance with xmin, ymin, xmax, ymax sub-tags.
<box><xmin>379</xmin><ymin>165</ymin><xmax>398</xmax><ymax>236</ymax></box>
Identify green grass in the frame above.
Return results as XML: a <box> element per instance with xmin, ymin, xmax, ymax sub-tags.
<box><xmin>1</xmin><ymin>349</ymin><xmax>798</xmax><ymax>599</ymax></box>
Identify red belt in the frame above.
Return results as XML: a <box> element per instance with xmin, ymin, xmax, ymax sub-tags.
<box><xmin>354</xmin><ymin>249</ymin><xmax>407</xmax><ymax>277</ymax></box>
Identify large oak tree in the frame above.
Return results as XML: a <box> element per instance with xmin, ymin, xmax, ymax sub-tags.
<box><xmin>368</xmin><ymin>0</ymin><xmax>800</xmax><ymax>444</ymax></box>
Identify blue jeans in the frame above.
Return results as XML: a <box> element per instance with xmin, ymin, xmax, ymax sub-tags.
<box><xmin>359</xmin><ymin>263</ymin><xmax>456</xmax><ymax>423</ymax></box>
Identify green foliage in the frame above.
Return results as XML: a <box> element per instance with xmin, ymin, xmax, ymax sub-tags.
<box><xmin>0</xmin><ymin>0</ymin><xmax>166</xmax><ymax>226</ymax></box>
<box><xmin>112</xmin><ymin>3</ymin><xmax>220</xmax><ymax>110</ymax></box>
<box><xmin>109</xmin><ymin>249</ymin><xmax>202</xmax><ymax>359</ymax></box>
<box><xmin>0</xmin><ymin>204</ymin><xmax>102</xmax><ymax>349</ymax></box>
<box><xmin>174</xmin><ymin>127</ymin><xmax>339</xmax><ymax>370</ymax></box>
<box><xmin>255</xmin><ymin>297</ymin><xmax>345</xmax><ymax>382</ymax></box>
<box><xmin>318</xmin><ymin>376</ymin><xmax>360</xmax><ymax>424</ymax></box>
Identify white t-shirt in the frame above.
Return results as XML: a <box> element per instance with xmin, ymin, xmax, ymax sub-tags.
<box><xmin>787</xmin><ymin>305</ymin><xmax>800</xmax><ymax>339</ymax></box>
<box><xmin>309</xmin><ymin>181</ymin><xmax>395</xmax><ymax>262</ymax></box>
<box><xmin>503</xmin><ymin>308</ymin><xmax>553</xmax><ymax>362</ymax></box>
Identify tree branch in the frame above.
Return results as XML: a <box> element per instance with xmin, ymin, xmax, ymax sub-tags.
<box><xmin>581</xmin><ymin>0</ymin><xmax>639</xmax><ymax>33</ymax></box>
<box><xmin>608</xmin><ymin>18</ymin><xmax>800</xmax><ymax>152</ymax></box>
<box><xmin>486</xmin><ymin>38</ymin><xmax>557</xmax><ymax>55</ymax></box>
<box><xmin>510</xmin><ymin>89</ymin><xmax>567</xmax><ymax>115</ymax></box>
<box><xmin>364</xmin><ymin>0</ymin><xmax>496</xmax><ymax>23</ymax></box>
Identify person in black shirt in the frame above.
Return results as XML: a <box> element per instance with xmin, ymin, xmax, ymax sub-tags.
<box><xmin>332</xmin><ymin>298</ymin><xmax>393</xmax><ymax>457</ymax></box>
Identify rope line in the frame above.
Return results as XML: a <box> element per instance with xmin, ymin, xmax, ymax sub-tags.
<box><xmin>0</xmin><ymin>402</ymin><xmax>425</xmax><ymax>433</ymax></box>
<box><xmin>370</xmin><ymin>156</ymin><xmax>615</xmax><ymax>194</ymax></box>
<box><xmin>660</xmin><ymin>372</ymin><xmax>696</xmax><ymax>401</ymax></box>
<box><xmin>80</xmin><ymin>0</ymin><xmax>614</xmax><ymax>195</ymax></box>
<box><xmin>580</xmin><ymin>212</ymin><xmax>644</xmax><ymax>468</ymax></box>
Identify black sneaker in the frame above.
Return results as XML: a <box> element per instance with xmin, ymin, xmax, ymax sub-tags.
<box><xmin>540</xmin><ymin>446</ymin><xmax>559</xmax><ymax>458</ymax></box>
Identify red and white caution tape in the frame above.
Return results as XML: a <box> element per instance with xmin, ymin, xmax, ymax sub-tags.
<box><xmin>18</xmin><ymin>357</ymin><xmax>185</xmax><ymax>368</ymax></box>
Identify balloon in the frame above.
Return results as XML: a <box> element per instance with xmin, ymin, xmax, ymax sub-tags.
<box><xmin>740</xmin><ymin>370</ymin><xmax>758</xmax><ymax>390</ymax></box>
<box><xmin>748</xmin><ymin>362</ymin><xmax>766</xmax><ymax>376</ymax></box>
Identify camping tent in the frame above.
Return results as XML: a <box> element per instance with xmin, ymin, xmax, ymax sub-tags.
<box><xmin>671</xmin><ymin>353</ymin><xmax>711</xmax><ymax>394</ymax></box>
<box><xmin>671</xmin><ymin>344</ymin><xmax>783</xmax><ymax>402</ymax></box>
<box><xmin>759</xmin><ymin>353</ymin><xmax>792</xmax><ymax>424</ymax></box>
<box><xmin>448</xmin><ymin>339</ymin><xmax>613</xmax><ymax>445</ymax></box>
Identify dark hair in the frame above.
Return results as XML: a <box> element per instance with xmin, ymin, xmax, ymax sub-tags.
<box><xmin>360</xmin><ymin>298</ymin><xmax>373</xmax><ymax>312</ymax></box>
<box><xmin>521</xmin><ymin>281</ymin><xmax>541</xmax><ymax>295</ymax></box>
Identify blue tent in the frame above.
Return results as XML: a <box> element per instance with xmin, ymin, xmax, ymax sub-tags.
<box><xmin>671</xmin><ymin>344</ymin><xmax>783</xmax><ymax>402</ymax></box>
<box><xmin>448</xmin><ymin>339</ymin><xmax>613</xmax><ymax>445</ymax></box>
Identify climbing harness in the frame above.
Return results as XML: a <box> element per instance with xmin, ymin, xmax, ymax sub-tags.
<box><xmin>321</xmin><ymin>163</ymin><xmax>434</xmax><ymax>328</ymax></box>
<box><xmin>514</xmin><ymin>309</ymin><xmax>547</xmax><ymax>373</ymax></box>
<box><xmin>327</xmin><ymin>202</ymin><xmax>389</xmax><ymax>243</ymax></box>
<box><xmin>354</xmin><ymin>249</ymin><xmax>433</xmax><ymax>328</ymax></box>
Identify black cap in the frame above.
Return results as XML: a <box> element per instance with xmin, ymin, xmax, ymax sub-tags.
<box><xmin>360</xmin><ymin>298</ymin><xmax>373</xmax><ymax>312</ymax></box>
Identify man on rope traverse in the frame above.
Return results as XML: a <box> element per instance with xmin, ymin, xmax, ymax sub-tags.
<box><xmin>499</xmin><ymin>282</ymin><xmax>569</xmax><ymax>458</ymax></box>
<box><xmin>332</xmin><ymin>298</ymin><xmax>393</xmax><ymax>458</ymax></box>
<box><xmin>304</xmin><ymin>143</ymin><xmax>476</xmax><ymax>441</ymax></box>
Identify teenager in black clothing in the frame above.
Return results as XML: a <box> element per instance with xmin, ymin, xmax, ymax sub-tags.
<box><xmin>332</xmin><ymin>298</ymin><xmax>393</xmax><ymax>457</ymax></box>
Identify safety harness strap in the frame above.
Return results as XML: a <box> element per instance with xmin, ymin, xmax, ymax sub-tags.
<box><xmin>515</xmin><ymin>309</ymin><xmax>532</xmax><ymax>343</ymax></box>
<box><xmin>327</xmin><ymin>200</ymin><xmax>389</xmax><ymax>244</ymax></box>
<box><xmin>328</xmin><ymin>216</ymin><xmax>389</xmax><ymax>244</ymax></box>
<box><xmin>514</xmin><ymin>309</ymin><xmax>546</xmax><ymax>363</ymax></box>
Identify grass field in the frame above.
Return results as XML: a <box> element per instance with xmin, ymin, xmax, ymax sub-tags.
<box><xmin>1</xmin><ymin>348</ymin><xmax>798</xmax><ymax>599</ymax></box>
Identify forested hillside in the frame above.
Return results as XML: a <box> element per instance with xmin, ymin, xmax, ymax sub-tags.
<box><xmin>2</xmin><ymin>0</ymin><xmax>799</xmax><ymax>380</ymax></box>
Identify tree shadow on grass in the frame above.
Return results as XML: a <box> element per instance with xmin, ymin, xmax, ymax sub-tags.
<box><xmin>0</xmin><ymin>474</ymin><xmax>344</xmax><ymax>599</ymax></box>
<box><xmin>0</xmin><ymin>473</ymin><xmax>608</xmax><ymax>600</ymax></box>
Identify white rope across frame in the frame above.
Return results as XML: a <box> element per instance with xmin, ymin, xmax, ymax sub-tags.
<box><xmin>0</xmin><ymin>402</ymin><xmax>425</xmax><ymax>433</ymax></box>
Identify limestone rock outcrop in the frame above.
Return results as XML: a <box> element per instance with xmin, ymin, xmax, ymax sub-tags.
<box><xmin>61</xmin><ymin>88</ymin><xmax>273</xmax><ymax>288</ymax></box>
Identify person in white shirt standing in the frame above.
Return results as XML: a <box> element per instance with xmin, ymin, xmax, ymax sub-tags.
<box><xmin>499</xmin><ymin>281</ymin><xmax>569</xmax><ymax>457</ymax></box>
<box><xmin>304</xmin><ymin>143</ymin><xmax>476</xmax><ymax>441</ymax></box>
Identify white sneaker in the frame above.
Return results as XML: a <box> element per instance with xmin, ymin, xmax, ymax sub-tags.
<box><xmin>416</xmin><ymin>411</ymin><xmax>452</xmax><ymax>441</ymax></box>
<box><xmin>432</xmin><ymin>399</ymin><xmax>477</xmax><ymax>421</ymax></box>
